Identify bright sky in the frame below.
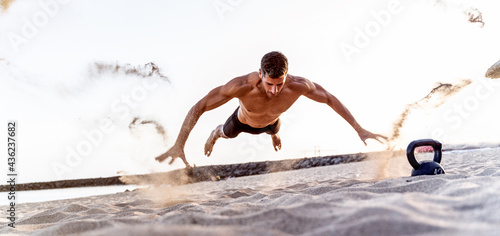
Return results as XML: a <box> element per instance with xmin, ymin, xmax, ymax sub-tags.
<box><xmin>1</xmin><ymin>0</ymin><xmax>499</xmax><ymax>183</ymax></box>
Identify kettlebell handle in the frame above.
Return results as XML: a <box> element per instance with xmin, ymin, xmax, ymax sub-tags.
<box><xmin>406</xmin><ymin>139</ymin><xmax>442</xmax><ymax>170</ymax></box>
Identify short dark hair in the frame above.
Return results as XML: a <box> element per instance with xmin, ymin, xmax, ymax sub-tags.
<box><xmin>261</xmin><ymin>51</ymin><xmax>288</xmax><ymax>78</ymax></box>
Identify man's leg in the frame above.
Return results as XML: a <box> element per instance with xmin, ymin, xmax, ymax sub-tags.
<box><xmin>204</xmin><ymin>124</ymin><xmax>228</xmax><ymax>157</ymax></box>
<box><xmin>271</xmin><ymin>133</ymin><xmax>281</xmax><ymax>151</ymax></box>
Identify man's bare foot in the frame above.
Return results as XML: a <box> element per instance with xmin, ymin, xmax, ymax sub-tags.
<box><xmin>271</xmin><ymin>133</ymin><xmax>281</xmax><ymax>151</ymax></box>
<box><xmin>204</xmin><ymin>125</ymin><xmax>224</xmax><ymax>157</ymax></box>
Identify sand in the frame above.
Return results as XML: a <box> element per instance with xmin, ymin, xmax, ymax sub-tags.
<box><xmin>486</xmin><ymin>59</ymin><xmax>500</xmax><ymax>79</ymax></box>
<box><xmin>1</xmin><ymin>148</ymin><xmax>500</xmax><ymax>236</ymax></box>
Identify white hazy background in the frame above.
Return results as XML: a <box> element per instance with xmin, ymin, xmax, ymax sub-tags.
<box><xmin>1</xmin><ymin>0</ymin><xmax>499</xmax><ymax>183</ymax></box>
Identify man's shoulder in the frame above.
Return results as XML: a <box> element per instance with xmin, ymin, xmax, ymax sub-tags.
<box><xmin>227</xmin><ymin>72</ymin><xmax>259</xmax><ymax>85</ymax></box>
<box><xmin>286</xmin><ymin>75</ymin><xmax>314</xmax><ymax>92</ymax></box>
<box><xmin>221</xmin><ymin>72</ymin><xmax>258</xmax><ymax>96</ymax></box>
<box><xmin>245</xmin><ymin>72</ymin><xmax>261</xmax><ymax>85</ymax></box>
<box><xmin>288</xmin><ymin>75</ymin><xmax>310</xmax><ymax>83</ymax></box>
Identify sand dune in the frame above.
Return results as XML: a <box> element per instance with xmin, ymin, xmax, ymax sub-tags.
<box><xmin>2</xmin><ymin>148</ymin><xmax>500</xmax><ymax>235</ymax></box>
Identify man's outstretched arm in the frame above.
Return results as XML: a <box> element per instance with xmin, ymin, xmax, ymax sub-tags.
<box><xmin>155</xmin><ymin>86</ymin><xmax>233</xmax><ymax>166</ymax></box>
<box><xmin>155</xmin><ymin>76</ymin><xmax>251</xmax><ymax>166</ymax></box>
<box><xmin>301</xmin><ymin>79</ymin><xmax>387</xmax><ymax>145</ymax></box>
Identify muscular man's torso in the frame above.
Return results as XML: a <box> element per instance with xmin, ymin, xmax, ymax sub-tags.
<box><xmin>236</xmin><ymin>73</ymin><xmax>305</xmax><ymax>128</ymax></box>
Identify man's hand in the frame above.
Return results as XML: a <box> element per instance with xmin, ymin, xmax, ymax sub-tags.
<box><xmin>155</xmin><ymin>145</ymin><xmax>191</xmax><ymax>167</ymax></box>
<box><xmin>356</xmin><ymin>128</ymin><xmax>387</xmax><ymax>146</ymax></box>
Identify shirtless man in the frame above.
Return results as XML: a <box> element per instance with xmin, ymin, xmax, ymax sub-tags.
<box><xmin>155</xmin><ymin>51</ymin><xmax>387</xmax><ymax>167</ymax></box>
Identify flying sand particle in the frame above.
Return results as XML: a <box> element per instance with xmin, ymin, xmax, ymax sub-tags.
<box><xmin>465</xmin><ymin>7</ymin><xmax>485</xmax><ymax>28</ymax></box>
<box><xmin>387</xmin><ymin>79</ymin><xmax>472</xmax><ymax>147</ymax></box>
<box><xmin>485</xmin><ymin>59</ymin><xmax>500</xmax><ymax>79</ymax></box>
<box><xmin>129</xmin><ymin>117</ymin><xmax>168</xmax><ymax>142</ymax></box>
<box><xmin>0</xmin><ymin>0</ymin><xmax>15</xmax><ymax>11</ymax></box>
<box><xmin>90</xmin><ymin>62</ymin><xmax>170</xmax><ymax>81</ymax></box>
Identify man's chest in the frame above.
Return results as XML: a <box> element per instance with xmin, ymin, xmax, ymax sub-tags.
<box><xmin>238</xmin><ymin>89</ymin><xmax>301</xmax><ymax>115</ymax></box>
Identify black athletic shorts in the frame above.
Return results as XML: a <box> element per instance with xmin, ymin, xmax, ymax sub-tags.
<box><xmin>222</xmin><ymin>107</ymin><xmax>281</xmax><ymax>138</ymax></box>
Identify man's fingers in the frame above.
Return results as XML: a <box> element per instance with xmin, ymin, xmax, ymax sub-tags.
<box><xmin>375</xmin><ymin>134</ymin><xmax>388</xmax><ymax>143</ymax></box>
<box><xmin>359</xmin><ymin>131</ymin><xmax>388</xmax><ymax>145</ymax></box>
<box><xmin>377</xmin><ymin>134</ymin><xmax>388</xmax><ymax>140</ymax></box>
<box><xmin>179</xmin><ymin>154</ymin><xmax>189</xmax><ymax>166</ymax></box>
<box><xmin>168</xmin><ymin>156</ymin><xmax>176</xmax><ymax>165</ymax></box>
<box><xmin>155</xmin><ymin>154</ymin><xmax>167</xmax><ymax>162</ymax></box>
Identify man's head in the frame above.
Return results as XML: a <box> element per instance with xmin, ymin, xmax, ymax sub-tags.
<box><xmin>259</xmin><ymin>51</ymin><xmax>288</xmax><ymax>97</ymax></box>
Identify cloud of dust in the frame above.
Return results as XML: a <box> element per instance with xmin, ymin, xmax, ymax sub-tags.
<box><xmin>368</xmin><ymin>79</ymin><xmax>472</xmax><ymax>180</ymax></box>
<box><xmin>434</xmin><ymin>0</ymin><xmax>486</xmax><ymax>28</ymax></box>
<box><xmin>387</xmin><ymin>79</ymin><xmax>472</xmax><ymax>147</ymax></box>
<box><xmin>0</xmin><ymin>0</ymin><xmax>15</xmax><ymax>12</ymax></box>
<box><xmin>364</xmin><ymin>151</ymin><xmax>413</xmax><ymax>180</ymax></box>
<box><xmin>129</xmin><ymin>117</ymin><xmax>168</xmax><ymax>143</ymax></box>
<box><xmin>89</xmin><ymin>62</ymin><xmax>170</xmax><ymax>81</ymax></box>
<box><xmin>119</xmin><ymin>169</ymin><xmax>200</xmax><ymax>207</ymax></box>
<box><xmin>464</xmin><ymin>7</ymin><xmax>484</xmax><ymax>28</ymax></box>
<box><xmin>485</xmin><ymin>59</ymin><xmax>500</xmax><ymax>79</ymax></box>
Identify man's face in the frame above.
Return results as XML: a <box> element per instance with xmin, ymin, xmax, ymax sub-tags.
<box><xmin>259</xmin><ymin>69</ymin><xmax>286</xmax><ymax>98</ymax></box>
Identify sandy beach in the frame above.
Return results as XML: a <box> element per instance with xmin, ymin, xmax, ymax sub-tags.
<box><xmin>1</xmin><ymin>147</ymin><xmax>499</xmax><ymax>236</ymax></box>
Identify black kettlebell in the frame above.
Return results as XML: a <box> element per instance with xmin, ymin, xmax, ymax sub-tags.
<box><xmin>407</xmin><ymin>139</ymin><xmax>445</xmax><ymax>176</ymax></box>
